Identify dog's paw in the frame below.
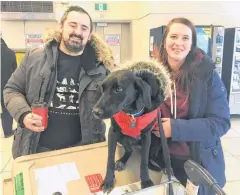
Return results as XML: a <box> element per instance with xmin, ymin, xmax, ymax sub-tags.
<box><xmin>101</xmin><ymin>178</ymin><xmax>115</xmax><ymax>194</ymax></box>
<box><xmin>115</xmin><ymin>160</ymin><xmax>126</xmax><ymax>172</ymax></box>
<box><xmin>141</xmin><ymin>179</ymin><xmax>154</xmax><ymax>189</ymax></box>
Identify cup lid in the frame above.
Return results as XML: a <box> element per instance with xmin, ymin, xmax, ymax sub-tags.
<box><xmin>31</xmin><ymin>101</ymin><xmax>47</xmax><ymax>108</ymax></box>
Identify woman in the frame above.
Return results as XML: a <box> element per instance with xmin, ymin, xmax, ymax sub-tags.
<box><xmin>150</xmin><ymin>18</ymin><xmax>230</xmax><ymax>195</ymax></box>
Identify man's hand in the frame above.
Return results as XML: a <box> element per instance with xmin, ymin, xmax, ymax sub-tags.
<box><xmin>23</xmin><ymin>113</ymin><xmax>45</xmax><ymax>132</ymax></box>
<box><xmin>152</xmin><ymin>118</ymin><xmax>172</xmax><ymax>138</ymax></box>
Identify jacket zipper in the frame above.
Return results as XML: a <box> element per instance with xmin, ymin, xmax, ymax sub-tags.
<box><xmin>47</xmin><ymin>52</ymin><xmax>59</xmax><ymax>106</ymax></box>
<box><xmin>38</xmin><ymin>76</ymin><xmax>45</xmax><ymax>102</ymax></box>
<box><xmin>48</xmin><ymin>73</ymin><xmax>57</xmax><ymax>106</ymax></box>
<box><xmin>31</xmin><ymin>46</ymin><xmax>58</xmax><ymax>154</ymax></box>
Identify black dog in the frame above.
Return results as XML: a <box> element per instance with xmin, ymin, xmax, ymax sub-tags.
<box><xmin>92</xmin><ymin>61</ymin><xmax>171</xmax><ymax>193</ymax></box>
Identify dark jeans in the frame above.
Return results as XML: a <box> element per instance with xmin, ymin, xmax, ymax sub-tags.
<box><xmin>152</xmin><ymin>151</ymin><xmax>188</xmax><ymax>186</ymax></box>
<box><xmin>149</xmin><ymin>134</ymin><xmax>188</xmax><ymax>186</ymax></box>
<box><xmin>36</xmin><ymin>141</ymin><xmax>82</xmax><ymax>153</ymax></box>
<box><xmin>171</xmin><ymin>157</ymin><xmax>188</xmax><ymax>186</ymax></box>
<box><xmin>36</xmin><ymin>145</ymin><xmax>52</xmax><ymax>153</ymax></box>
<box><xmin>1</xmin><ymin>98</ymin><xmax>13</xmax><ymax>136</ymax></box>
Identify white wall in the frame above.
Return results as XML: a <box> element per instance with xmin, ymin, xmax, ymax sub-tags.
<box><xmin>68</xmin><ymin>1</ymin><xmax>139</xmax><ymax>21</ymax></box>
<box><xmin>1</xmin><ymin>21</ymin><xmax>57</xmax><ymax>50</ymax></box>
<box><xmin>1</xmin><ymin>1</ymin><xmax>240</xmax><ymax>59</ymax></box>
<box><xmin>1</xmin><ymin>21</ymin><xmax>25</xmax><ymax>49</ymax></box>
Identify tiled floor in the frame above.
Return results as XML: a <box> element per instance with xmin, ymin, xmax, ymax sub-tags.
<box><xmin>1</xmin><ymin>117</ymin><xmax>240</xmax><ymax>194</ymax></box>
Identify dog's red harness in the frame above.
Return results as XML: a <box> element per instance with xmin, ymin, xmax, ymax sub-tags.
<box><xmin>113</xmin><ymin>108</ymin><xmax>159</xmax><ymax>138</ymax></box>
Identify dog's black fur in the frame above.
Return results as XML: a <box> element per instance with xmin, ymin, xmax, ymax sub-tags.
<box><xmin>92</xmin><ymin>69</ymin><xmax>165</xmax><ymax>193</ymax></box>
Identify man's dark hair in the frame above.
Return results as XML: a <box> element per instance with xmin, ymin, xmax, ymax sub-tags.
<box><xmin>60</xmin><ymin>6</ymin><xmax>93</xmax><ymax>33</ymax></box>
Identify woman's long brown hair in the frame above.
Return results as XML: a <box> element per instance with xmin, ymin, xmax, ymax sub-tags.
<box><xmin>153</xmin><ymin>18</ymin><xmax>201</xmax><ymax>92</ymax></box>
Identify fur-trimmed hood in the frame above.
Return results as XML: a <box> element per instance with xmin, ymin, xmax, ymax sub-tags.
<box><xmin>43</xmin><ymin>28</ymin><xmax>115</xmax><ymax>71</ymax></box>
<box><xmin>114</xmin><ymin>60</ymin><xmax>172</xmax><ymax>101</ymax></box>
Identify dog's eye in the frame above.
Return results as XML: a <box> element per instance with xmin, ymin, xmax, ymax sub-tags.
<box><xmin>115</xmin><ymin>87</ymin><xmax>122</xmax><ymax>93</ymax></box>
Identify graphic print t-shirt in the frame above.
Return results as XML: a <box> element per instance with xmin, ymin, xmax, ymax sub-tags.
<box><xmin>39</xmin><ymin>50</ymin><xmax>82</xmax><ymax>150</ymax></box>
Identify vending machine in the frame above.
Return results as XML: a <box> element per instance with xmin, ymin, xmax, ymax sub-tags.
<box><xmin>149</xmin><ymin>25</ymin><xmax>225</xmax><ymax>78</ymax></box>
<box><xmin>222</xmin><ymin>28</ymin><xmax>240</xmax><ymax>114</ymax></box>
<box><xmin>195</xmin><ymin>26</ymin><xmax>225</xmax><ymax>78</ymax></box>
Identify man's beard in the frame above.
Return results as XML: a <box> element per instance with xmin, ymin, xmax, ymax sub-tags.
<box><xmin>63</xmin><ymin>34</ymin><xmax>86</xmax><ymax>53</ymax></box>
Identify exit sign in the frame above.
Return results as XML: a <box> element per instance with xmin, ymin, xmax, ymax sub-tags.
<box><xmin>95</xmin><ymin>3</ymin><xmax>107</xmax><ymax>11</ymax></box>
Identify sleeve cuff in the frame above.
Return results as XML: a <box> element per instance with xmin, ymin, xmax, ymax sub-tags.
<box><xmin>19</xmin><ymin>111</ymin><xmax>31</xmax><ymax>128</ymax></box>
<box><xmin>171</xmin><ymin>119</ymin><xmax>181</xmax><ymax>141</ymax></box>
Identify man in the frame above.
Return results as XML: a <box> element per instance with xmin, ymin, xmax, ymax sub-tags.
<box><xmin>1</xmin><ymin>38</ymin><xmax>17</xmax><ymax>138</ymax></box>
<box><xmin>3</xmin><ymin>6</ymin><xmax>114</xmax><ymax>159</ymax></box>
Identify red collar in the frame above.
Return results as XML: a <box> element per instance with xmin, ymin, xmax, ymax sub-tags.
<box><xmin>113</xmin><ymin>108</ymin><xmax>159</xmax><ymax>138</ymax></box>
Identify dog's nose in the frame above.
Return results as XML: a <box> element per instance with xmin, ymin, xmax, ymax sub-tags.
<box><xmin>92</xmin><ymin>108</ymin><xmax>103</xmax><ymax>118</ymax></box>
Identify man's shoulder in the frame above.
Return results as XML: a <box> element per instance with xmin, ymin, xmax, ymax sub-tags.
<box><xmin>20</xmin><ymin>46</ymin><xmax>52</xmax><ymax>70</ymax></box>
<box><xmin>27</xmin><ymin>47</ymin><xmax>45</xmax><ymax>58</ymax></box>
<box><xmin>27</xmin><ymin>42</ymin><xmax>58</xmax><ymax>61</ymax></box>
<box><xmin>24</xmin><ymin>46</ymin><xmax>51</xmax><ymax>65</ymax></box>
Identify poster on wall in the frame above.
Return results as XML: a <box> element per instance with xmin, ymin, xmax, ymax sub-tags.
<box><xmin>105</xmin><ymin>35</ymin><xmax>120</xmax><ymax>46</ymax></box>
<box><xmin>25</xmin><ymin>34</ymin><xmax>44</xmax><ymax>48</ymax></box>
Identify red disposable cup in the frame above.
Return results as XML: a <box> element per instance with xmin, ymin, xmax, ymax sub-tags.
<box><xmin>31</xmin><ymin>102</ymin><xmax>48</xmax><ymax>129</ymax></box>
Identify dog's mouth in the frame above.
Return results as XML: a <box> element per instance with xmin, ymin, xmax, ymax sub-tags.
<box><xmin>92</xmin><ymin>107</ymin><xmax>121</xmax><ymax>119</ymax></box>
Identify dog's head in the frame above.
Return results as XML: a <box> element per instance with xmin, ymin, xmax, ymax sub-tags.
<box><xmin>92</xmin><ymin>70</ymin><xmax>152</xmax><ymax>119</ymax></box>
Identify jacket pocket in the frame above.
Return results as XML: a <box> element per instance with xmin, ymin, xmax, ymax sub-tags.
<box><xmin>200</xmin><ymin>140</ymin><xmax>226</xmax><ymax>187</ymax></box>
<box><xmin>86</xmin><ymin>81</ymin><xmax>101</xmax><ymax>103</ymax></box>
<box><xmin>12</xmin><ymin>127</ymin><xmax>24</xmax><ymax>159</ymax></box>
<box><xmin>12</xmin><ymin>127</ymin><xmax>32</xmax><ymax>159</ymax></box>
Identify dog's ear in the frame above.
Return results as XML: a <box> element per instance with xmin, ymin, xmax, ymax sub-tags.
<box><xmin>154</xmin><ymin>88</ymin><xmax>165</xmax><ymax>104</ymax></box>
<box><xmin>135</xmin><ymin>77</ymin><xmax>152</xmax><ymax>109</ymax></box>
